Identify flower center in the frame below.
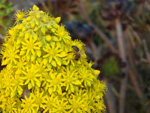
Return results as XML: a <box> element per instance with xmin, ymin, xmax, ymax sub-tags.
<box><xmin>49</xmin><ymin>50</ymin><xmax>56</xmax><ymax>56</ymax></box>
<box><xmin>27</xmin><ymin>42</ymin><xmax>34</xmax><ymax>50</ymax></box>
<box><xmin>72</xmin><ymin>102</ymin><xmax>78</xmax><ymax>109</ymax></box>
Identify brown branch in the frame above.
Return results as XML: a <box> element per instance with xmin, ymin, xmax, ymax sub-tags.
<box><xmin>126</xmin><ymin>29</ymin><xmax>136</xmax><ymax>48</ymax></box>
<box><xmin>147</xmin><ymin>25</ymin><xmax>150</xmax><ymax>32</ymax></box>
<box><xmin>115</xmin><ymin>18</ymin><xmax>128</xmax><ymax>113</ymax></box>
<box><xmin>145</xmin><ymin>1</ymin><xmax>150</xmax><ymax>11</ymax></box>
<box><xmin>137</xmin><ymin>4</ymin><xmax>143</xmax><ymax>16</ymax></box>
<box><xmin>104</xmin><ymin>78</ymin><xmax>117</xmax><ymax>113</ymax></box>
<box><xmin>132</xmin><ymin>31</ymin><xmax>142</xmax><ymax>46</ymax></box>
<box><xmin>77</xmin><ymin>0</ymin><xmax>117</xmax><ymax>53</ymax></box>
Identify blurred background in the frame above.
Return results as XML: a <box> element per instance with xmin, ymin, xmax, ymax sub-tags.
<box><xmin>0</xmin><ymin>0</ymin><xmax>150</xmax><ymax>113</ymax></box>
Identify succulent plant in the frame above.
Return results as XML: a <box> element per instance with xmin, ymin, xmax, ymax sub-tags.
<box><xmin>0</xmin><ymin>5</ymin><xmax>106</xmax><ymax>112</ymax></box>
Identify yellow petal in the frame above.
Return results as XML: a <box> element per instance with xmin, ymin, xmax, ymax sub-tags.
<box><xmin>48</xmin><ymin>87</ymin><xmax>53</xmax><ymax>94</ymax></box>
<box><xmin>73</xmin><ymin>80</ymin><xmax>81</xmax><ymax>85</ymax></box>
<box><xmin>57</xmin><ymin>51</ymin><xmax>67</xmax><ymax>57</ymax></box>
<box><xmin>51</xmin><ymin>60</ymin><xmax>56</xmax><ymax>67</ymax></box>
<box><xmin>26</xmin><ymin>55</ymin><xmax>30</xmax><ymax>61</ymax></box>
<box><xmin>36</xmin><ymin>50</ymin><xmax>41</xmax><ymax>57</ymax></box>
<box><xmin>53</xmin><ymin>36</ymin><xmax>59</xmax><ymax>41</ymax></box>
<box><xmin>20</xmin><ymin>50</ymin><xmax>26</xmax><ymax>55</ymax></box>
<box><xmin>33</xmin><ymin>34</ymin><xmax>38</xmax><ymax>40</ymax></box>
<box><xmin>18</xmin><ymin>88</ymin><xmax>23</xmax><ymax>95</ymax></box>
<box><xmin>11</xmin><ymin>90</ymin><xmax>16</xmax><ymax>98</ymax></box>
<box><xmin>25</xmin><ymin>33</ymin><xmax>30</xmax><ymax>39</ymax></box>
<box><xmin>28</xmin><ymin>83</ymin><xmax>32</xmax><ymax>89</ymax></box>
<box><xmin>2</xmin><ymin>59</ymin><xmax>9</xmax><ymax>65</ymax></box>
<box><xmin>51</xmin><ymin>42</ymin><xmax>55</xmax><ymax>48</ymax></box>
<box><xmin>43</xmin><ymin>58</ymin><xmax>48</xmax><ymax>65</ymax></box>
<box><xmin>54</xmin><ymin>57</ymin><xmax>61</xmax><ymax>66</ymax></box>
<box><xmin>87</xmin><ymin>81</ymin><xmax>91</xmax><ymax>87</ymax></box>
<box><xmin>16</xmin><ymin>69</ymin><xmax>22</xmax><ymax>75</ymax></box>
<box><xmin>31</xmin><ymin>55</ymin><xmax>36</xmax><ymax>62</ymax></box>
<box><xmin>36</xmin><ymin>80</ymin><xmax>41</xmax><ymax>87</ymax></box>
<box><xmin>33</xmin><ymin>5</ymin><xmax>39</xmax><ymax>11</ymax></box>
<box><xmin>93</xmin><ymin>70</ymin><xmax>100</xmax><ymax>76</ymax></box>
<box><xmin>55</xmin><ymin>17</ymin><xmax>61</xmax><ymax>23</ymax></box>
<box><xmin>57</xmin><ymin>87</ymin><xmax>62</xmax><ymax>94</ymax></box>
<box><xmin>70</xmin><ymin>84</ymin><xmax>74</xmax><ymax>92</ymax></box>
<box><xmin>49</xmin><ymin>57</ymin><xmax>52</xmax><ymax>63</ymax></box>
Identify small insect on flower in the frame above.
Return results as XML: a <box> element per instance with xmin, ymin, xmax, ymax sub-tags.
<box><xmin>72</xmin><ymin>45</ymin><xmax>81</xmax><ymax>61</ymax></box>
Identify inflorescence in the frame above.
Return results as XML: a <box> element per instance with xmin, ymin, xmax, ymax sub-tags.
<box><xmin>0</xmin><ymin>5</ymin><xmax>106</xmax><ymax>113</ymax></box>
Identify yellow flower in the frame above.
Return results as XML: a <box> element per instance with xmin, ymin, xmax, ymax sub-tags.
<box><xmin>31</xmin><ymin>89</ymin><xmax>46</xmax><ymax>111</ymax></box>
<box><xmin>35</xmin><ymin>61</ymin><xmax>50</xmax><ymax>77</ymax></box>
<box><xmin>78</xmin><ymin>65</ymin><xmax>96</xmax><ymax>87</ymax></box>
<box><xmin>43</xmin><ymin>94</ymin><xmax>58</xmax><ymax>113</ymax></box>
<box><xmin>62</xmin><ymin>66</ymin><xmax>81</xmax><ymax>93</ymax></box>
<box><xmin>2</xmin><ymin>36</ymin><xmax>15</xmax><ymax>48</ymax></box>
<box><xmin>55</xmin><ymin>25</ymin><xmax>71</xmax><ymax>43</ymax></box>
<box><xmin>1</xmin><ymin>68</ymin><xmax>14</xmax><ymax>96</ymax></box>
<box><xmin>53</xmin><ymin>98</ymin><xmax>68</xmax><ymax>113</ymax></box>
<box><xmin>22</xmin><ymin>64</ymin><xmax>41</xmax><ymax>89</ymax></box>
<box><xmin>1</xmin><ymin>46</ymin><xmax>19</xmax><ymax>66</ymax></box>
<box><xmin>1</xmin><ymin>97</ymin><xmax>17</xmax><ymax>112</ymax></box>
<box><xmin>21</xmin><ymin>35</ymin><xmax>42</xmax><ymax>57</ymax></box>
<box><xmin>12</xmin><ymin>74</ymin><xmax>24</xmax><ymax>96</ymax></box>
<box><xmin>43</xmin><ymin>42</ymin><xmax>67</xmax><ymax>66</ymax></box>
<box><xmin>93</xmin><ymin>80</ymin><xmax>106</xmax><ymax>99</ymax></box>
<box><xmin>14</xmin><ymin>56</ymin><xmax>27</xmax><ymax>75</ymax></box>
<box><xmin>68</xmin><ymin>93</ymin><xmax>88</xmax><ymax>113</ymax></box>
<box><xmin>46</xmin><ymin>71</ymin><xmax>63</xmax><ymax>94</ymax></box>
<box><xmin>21</xmin><ymin>95</ymin><xmax>38</xmax><ymax>113</ymax></box>
<box><xmin>14</xmin><ymin>9</ymin><xmax>27</xmax><ymax>24</ymax></box>
<box><xmin>94</xmin><ymin>100</ymin><xmax>106</xmax><ymax>113</ymax></box>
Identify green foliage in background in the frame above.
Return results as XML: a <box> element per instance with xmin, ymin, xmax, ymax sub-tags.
<box><xmin>0</xmin><ymin>0</ymin><xmax>13</xmax><ymax>17</ymax></box>
<box><xmin>0</xmin><ymin>0</ymin><xmax>13</xmax><ymax>35</ymax></box>
<box><xmin>102</xmin><ymin>56</ymin><xmax>120</xmax><ymax>78</ymax></box>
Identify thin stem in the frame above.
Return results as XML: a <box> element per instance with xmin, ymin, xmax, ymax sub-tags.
<box><xmin>115</xmin><ymin>18</ymin><xmax>128</xmax><ymax>113</ymax></box>
<box><xmin>137</xmin><ymin>4</ymin><xmax>143</xmax><ymax>16</ymax></box>
<box><xmin>132</xmin><ymin>31</ymin><xmax>142</xmax><ymax>45</ymax></box>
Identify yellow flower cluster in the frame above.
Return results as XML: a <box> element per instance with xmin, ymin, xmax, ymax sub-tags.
<box><xmin>0</xmin><ymin>5</ymin><xmax>106</xmax><ymax>113</ymax></box>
